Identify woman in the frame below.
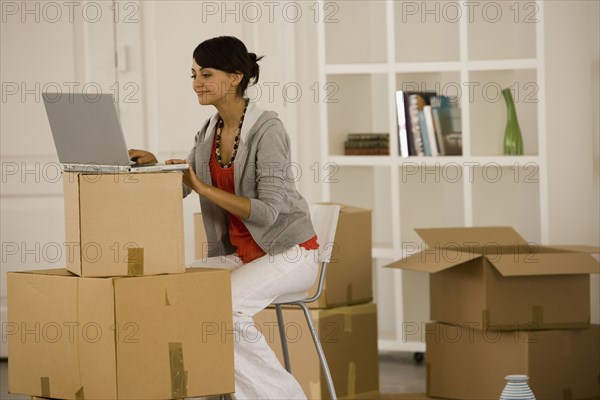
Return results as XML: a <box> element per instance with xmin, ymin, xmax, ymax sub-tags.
<box><xmin>129</xmin><ymin>36</ymin><xmax>317</xmax><ymax>400</ymax></box>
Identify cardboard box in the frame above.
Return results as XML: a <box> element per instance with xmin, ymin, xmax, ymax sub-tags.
<box><xmin>387</xmin><ymin>227</ymin><xmax>600</xmax><ymax>330</ymax></box>
<box><xmin>310</xmin><ymin>203</ymin><xmax>373</xmax><ymax>308</ymax></box>
<box><xmin>63</xmin><ymin>172</ymin><xmax>185</xmax><ymax>277</ymax></box>
<box><xmin>194</xmin><ymin>204</ymin><xmax>374</xmax><ymax>309</ymax></box>
<box><xmin>8</xmin><ymin>268</ymin><xmax>234</xmax><ymax>400</ymax></box>
<box><xmin>425</xmin><ymin>322</ymin><xmax>600</xmax><ymax>400</ymax></box>
<box><xmin>194</xmin><ymin>212</ymin><xmax>208</xmax><ymax>260</ymax></box>
<box><xmin>253</xmin><ymin>303</ymin><xmax>380</xmax><ymax>400</ymax></box>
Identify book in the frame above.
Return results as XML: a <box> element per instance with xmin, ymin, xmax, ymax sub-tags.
<box><xmin>345</xmin><ymin>140</ymin><xmax>390</xmax><ymax>148</ymax></box>
<box><xmin>409</xmin><ymin>94</ymin><xmax>427</xmax><ymax>156</ymax></box>
<box><xmin>344</xmin><ymin>132</ymin><xmax>389</xmax><ymax>156</ymax></box>
<box><xmin>347</xmin><ymin>133</ymin><xmax>390</xmax><ymax>141</ymax></box>
<box><xmin>344</xmin><ymin>147</ymin><xmax>389</xmax><ymax>156</ymax></box>
<box><xmin>396</xmin><ymin>90</ymin><xmax>438</xmax><ymax>157</ymax></box>
<box><xmin>395</xmin><ymin>91</ymin><xmax>411</xmax><ymax>157</ymax></box>
<box><xmin>431</xmin><ymin>95</ymin><xmax>462</xmax><ymax>155</ymax></box>
<box><xmin>423</xmin><ymin>105</ymin><xmax>439</xmax><ymax>156</ymax></box>
<box><xmin>418</xmin><ymin>110</ymin><xmax>431</xmax><ymax>156</ymax></box>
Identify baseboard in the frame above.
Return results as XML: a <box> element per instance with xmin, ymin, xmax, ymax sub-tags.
<box><xmin>1</xmin><ymin>299</ymin><xmax>7</xmax><ymax>358</ymax></box>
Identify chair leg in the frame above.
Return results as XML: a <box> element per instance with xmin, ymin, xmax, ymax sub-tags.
<box><xmin>297</xmin><ymin>302</ymin><xmax>337</xmax><ymax>400</ymax></box>
<box><xmin>275</xmin><ymin>303</ymin><xmax>292</xmax><ymax>373</ymax></box>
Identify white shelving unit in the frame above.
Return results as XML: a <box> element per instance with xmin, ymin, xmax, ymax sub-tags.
<box><xmin>315</xmin><ymin>0</ymin><xmax>548</xmax><ymax>352</ymax></box>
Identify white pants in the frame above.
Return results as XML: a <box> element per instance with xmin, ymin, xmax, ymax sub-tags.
<box><xmin>190</xmin><ymin>245</ymin><xmax>319</xmax><ymax>400</ymax></box>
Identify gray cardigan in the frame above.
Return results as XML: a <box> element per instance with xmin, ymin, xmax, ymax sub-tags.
<box><xmin>184</xmin><ymin>102</ymin><xmax>316</xmax><ymax>258</ymax></box>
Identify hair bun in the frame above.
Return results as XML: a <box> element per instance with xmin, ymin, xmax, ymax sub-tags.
<box><xmin>249</xmin><ymin>52</ymin><xmax>258</xmax><ymax>63</ymax></box>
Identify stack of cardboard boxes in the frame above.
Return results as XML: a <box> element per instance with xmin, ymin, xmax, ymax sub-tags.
<box><xmin>387</xmin><ymin>227</ymin><xmax>600</xmax><ymax>400</ymax></box>
<box><xmin>7</xmin><ymin>172</ymin><xmax>235</xmax><ymax>400</ymax></box>
<box><xmin>194</xmin><ymin>202</ymin><xmax>380</xmax><ymax>399</ymax></box>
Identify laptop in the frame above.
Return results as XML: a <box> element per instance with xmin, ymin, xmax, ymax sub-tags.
<box><xmin>42</xmin><ymin>92</ymin><xmax>189</xmax><ymax>173</ymax></box>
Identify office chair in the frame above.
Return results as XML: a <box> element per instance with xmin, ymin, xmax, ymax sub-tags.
<box><xmin>271</xmin><ymin>203</ymin><xmax>341</xmax><ymax>400</ymax></box>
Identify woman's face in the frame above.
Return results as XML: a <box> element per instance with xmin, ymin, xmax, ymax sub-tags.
<box><xmin>191</xmin><ymin>59</ymin><xmax>241</xmax><ymax>106</ymax></box>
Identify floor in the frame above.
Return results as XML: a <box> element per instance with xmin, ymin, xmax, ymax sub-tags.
<box><xmin>0</xmin><ymin>352</ymin><xmax>426</xmax><ymax>399</ymax></box>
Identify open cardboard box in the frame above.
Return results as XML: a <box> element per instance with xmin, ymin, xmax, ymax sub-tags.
<box><xmin>8</xmin><ymin>268</ymin><xmax>234</xmax><ymax>400</ymax></box>
<box><xmin>386</xmin><ymin>227</ymin><xmax>600</xmax><ymax>330</ymax></box>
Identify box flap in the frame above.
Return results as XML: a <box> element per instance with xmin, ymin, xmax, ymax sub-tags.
<box><xmin>415</xmin><ymin>226</ymin><xmax>529</xmax><ymax>248</ymax></box>
<box><xmin>15</xmin><ymin>268</ymin><xmax>77</xmax><ymax>277</ymax></box>
<box><xmin>490</xmin><ymin>252</ymin><xmax>600</xmax><ymax>276</ymax></box>
<box><xmin>543</xmin><ymin>245</ymin><xmax>600</xmax><ymax>254</ymax></box>
<box><xmin>386</xmin><ymin>249</ymin><xmax>482</xmax><ymax>272</ymax></box>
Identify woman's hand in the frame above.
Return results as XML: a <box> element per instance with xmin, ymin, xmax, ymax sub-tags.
<box><xmin>167</xmin><ymin>158</ymin><xmax>251</xmax><ymax>219</ymax></box>
<box><xmin>128</xmin><ymin>149</ymin><xmax>158</xmax><ymax>165</ymax></box>
<box><xmin>166</xmin><ymin>158</ymin><xmax>206</xmax><ymax>194</ymax></box>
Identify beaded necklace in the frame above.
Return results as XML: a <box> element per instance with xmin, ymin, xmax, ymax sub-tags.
<box><xmin>215</xmin><ymin>100</ymin><xmax>248</xmax><ymax>169</ymax></box>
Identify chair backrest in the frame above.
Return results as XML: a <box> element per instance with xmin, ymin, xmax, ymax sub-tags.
<box><xmin>310</xmin><ymin>204</ymin><xmax>341</xmax><ymax>264</ymax></box>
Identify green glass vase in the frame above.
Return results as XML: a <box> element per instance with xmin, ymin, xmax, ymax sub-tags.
<box><xmin>502</xmin><ymin>88</ymin><xmax>524</xmax><ymax>155</ymax></box>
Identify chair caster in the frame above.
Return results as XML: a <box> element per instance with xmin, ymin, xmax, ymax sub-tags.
<box><xmin>414</xmin><ymin>351</ymin><xmax>424</xmax><ymax>364</ymax></box>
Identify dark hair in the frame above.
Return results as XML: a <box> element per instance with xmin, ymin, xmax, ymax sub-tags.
<box><xmin>193</xmin><ymin>36</ymin><xmax>263</xmax><ymax>97</ymax></box>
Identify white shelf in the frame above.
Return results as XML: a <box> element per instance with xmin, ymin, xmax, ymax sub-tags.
<box><xmin>328</xmin><ymin>155</ymin><xmax>541</xmax><ymax>168</ymax></box>
<box><xmin>317</xmin><ymin>0</ymin><xmax>548</xmax><ymax>353</ymax></box>
<box><xmin>373</xmin><ymin>246</ymin><xmax>398</xmax><ymax>259</ymax></box>
<box><xmin>394</xmin><ymin>62</ymin><xmax>461</xmax><ymax>73</ymax></box>
<box><xmin>325</xmin><ymin>63</ymin><xmax>388</xmax><ymax>74</ymax></box>
<box><xmin>378</xmin><ymin>339</ymin><xmax>426</xmax><ymax>353</ymax></box>
<box><xmin>328</xmin><ymin>155</ymin><xmax>393</xmax><ymax>167</ymax></box>
<box><xmin>467</xmin><ymin>58</ymin><xmax>538</xmax><ymax>71</ymax></box>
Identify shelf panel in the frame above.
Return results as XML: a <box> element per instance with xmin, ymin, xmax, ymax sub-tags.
<box><xmin>328</xmin><ymin>155</ymin><xmax>541</xmax><ymax>167</ymax></box>
<box><xmin>467</xmin><ymin>1</ymin><xmax>537</xmax><ymax>61</ymax></box>
<box><xmin>378</xmin><ymin>338</ymin><xmax>426</xmax><ymax>353</ymax></box>
<box><xmin>325</xmin><ymin>63</ymin><xmax>389</xmax><ymax>74</ymax></box>
<box><xmin>395</xmin><ymin>62</ymin><xmax>461</xmax><ymax>73</ymax></box>
<box><xmin>471</xmin><ymin>164</ymin><xmax>541</xmax><ymax>241</ymax></box>
<box><xmin>468</xmin><ymin>59</ymin><xmax>538</xmax><ymax>71</ymax></box>
<box><xmin>326</xmin><ymin>59</ymin><xmax>538</xmax><ymax>74</ymax></box>
<box><xmin>373</xmin><ymin>246</ymin><xmax>399</xmax><ymax>259</ymax></box>
<box><xmin>469</xmin><ymin>69</ymin><xmax>539</xmax><ymax>156</ymax></box>
<box><xmin>328</xmin><ymin>155</ymin><xmax>394</xmax><ymax>166</ymax></box>
<box><xmin>324</xmin><ymin>0</ymin><xmax>387</xmax><ymax>64</ymax></box>
<box><xmin>326</xmin><ymin>73</ymin><xmax>389</xmax><ymax>156</ymax></box>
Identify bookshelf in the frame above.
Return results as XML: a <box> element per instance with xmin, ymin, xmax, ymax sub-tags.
<box><xmin>315</xmin><ymin>0</ymin><xmax>548</xmax><ymax>352</ymax></box>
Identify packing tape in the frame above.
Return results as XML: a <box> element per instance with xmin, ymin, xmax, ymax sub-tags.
<box><xmin>344</xmin><ymin>312</ymin><xmax>352</xmax><ymax>334</ymax></box>
<box><xmin>169</xmin><ymin>342</ymin><xmax>188</xmax><ymax>399</ymax></box>
<box><xmin>165</xmin><ymin>289</ymin><xmax>171</xmax><ymax>306</ymax></box>
<box><xmin>309</xmin><ymin>380</ymin><xmax>320</xmax><ymax>400</ymax></box>
<box><xmin>426</xmin><ymin>363</ymin><xmax>431</xmax><ymax>396</ymax></box>
<box><xmin>347</xmin><ymin>361</ymin><xmax>356</xmax><ymax>398</ymax></box>
<box><xmin>75</xmin><ymin>386</ymin><xmax>85</xmax><ymax>400</ymax></box>
<box><xmin>482</xmin><ymin>309</ymin><xmax>490</xmax><ymax>327</ymax></box>
<box><xmin>40</xmin><ymin>377</ymin><xmax>50</xmax><ymax>398</ymax></box>
<box><xmin>127</xmin><ymin>248</ymin><xmax>144</xmax><ymax>276</ymax></box>
<box><xmin>563</xmin><ymin>388</ymin><xmax>573</xmax><ymax>399</ymax></box>
<box><xmin>345</xmin><ymin>283</ymin><xmax>353</xmax><ymax>305</ymax></box>
<box><xmin>532</xmin><ymin>306</ymin><xmax>544</xmax><ymax>327</ymax></box>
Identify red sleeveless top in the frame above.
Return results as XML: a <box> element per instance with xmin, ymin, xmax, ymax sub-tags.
<box><xmin>209</xmin><ymin>134</ymin><xmax>317</xmax><ymax>263</ymax></box>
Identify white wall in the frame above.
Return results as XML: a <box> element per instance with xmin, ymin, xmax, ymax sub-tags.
<box><xmin>543</xmin><ymin>1</ymin><xmax>600</xmax><ymax>323</ymax></box>
<box><xmin>0</xmin><ymin>0</ymin><xmax>116</xmax><ymax>357</ymax></box>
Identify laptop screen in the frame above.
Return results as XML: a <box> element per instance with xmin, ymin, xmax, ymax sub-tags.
<box><xmin>42</xmin><ymin>93</ymin><xmax>132</xmax><ymax>166</ymax></box>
